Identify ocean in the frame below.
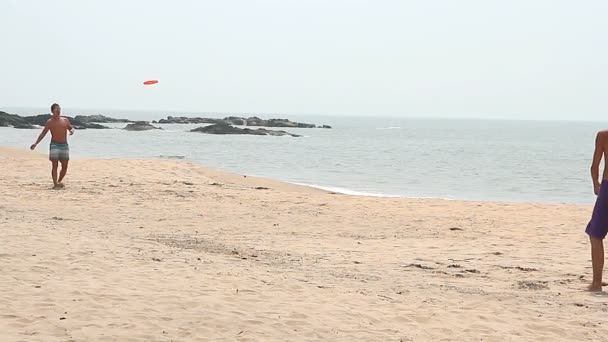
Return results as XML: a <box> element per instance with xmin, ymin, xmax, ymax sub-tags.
<box><xmin>0</xmin><ymin>107</ymin><xmax>604</xmax><ymax>204</ymax></box>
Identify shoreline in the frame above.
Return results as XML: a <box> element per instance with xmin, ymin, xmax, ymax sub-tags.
<box><xmin>1</xmin><ymin>121</ymin><xmax>598</xmax><ymax>205</ymax></box>
<box><xmin>284</xmin><ymin>180</ymin><xmax>594</xmax><ymax>206</ymax></box>
<box><xmin>3</xmin><ymin>144</ymin><xmax>591</xmax><ymax>206</ymax></box>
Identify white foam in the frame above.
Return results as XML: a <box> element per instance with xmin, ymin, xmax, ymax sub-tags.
<box><xmin>288</xmin><ymin>182</ymin><xmax>448</xmax><ymax>199</ymax></box>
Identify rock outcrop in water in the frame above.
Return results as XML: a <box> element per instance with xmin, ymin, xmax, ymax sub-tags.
<box><xmin>74</xmin><ymin>115</ymin><xmax>131</xmax><ymax>123</ymax></box>
<box><xmin>123</xmin><ymin>121</ymin><xmax>162</xmax><ymax>131</ymax></box>
<box><xmin>190</xmin><ymin>123</ymin><xmax>301</xmax><ymax>137</ymax></box>
<box><xmin>247</xmin><ymin>117</ymin><xmax>316</xmax><ymax>128</ymax></box>
<box><xmin>0</xmin><ymin>112</ymin><xmax>109</xmax><ymax>129</ymax></box>
<box><xmin>23</xmin><ymin>114</ymin><xmax>109</xmax><ymax>129</ymax></box>
<box><xmin>158</xmin><ymin>116</ymin><xmax>224</xmax><ymax>125</ymax></box>
<box><xmin>223</xmin><ymin>116</ymin><xmax>247</xmax><ymax>126</ymax></box>
<box><xmin>0</xmin><ymin>112</ymin><xmax>32</xmax><ymax>128</ymax></box>
<box><xmin>158</xmin><ymin>115</ymin><xmax>329</xmax><ymax>128</ymax></box>
<box><xmin>13</xmin><ymin>123</ymin><xmax>37</xmax><ymax>129</ymax></box>
<box><xmin>0</xmin><ymin>111</ymin><xmax>333</xmax><ymax>131</ymax></box>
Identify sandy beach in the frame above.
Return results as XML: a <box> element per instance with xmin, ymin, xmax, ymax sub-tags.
<box><xmin>1</xmin><ymin>146</ymin><xmax>607</xmax><ymax>341</ymax></box>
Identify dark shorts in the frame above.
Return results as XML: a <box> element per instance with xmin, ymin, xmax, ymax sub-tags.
<box><xmin>586</xmin><ymin>182</ymin><xmax>608</xmax><ymax>239</ymax></box>
<box><xmin>49</xmin><ymin>143</ymin><xmax>69</xmax><ymax>161</ymax></box>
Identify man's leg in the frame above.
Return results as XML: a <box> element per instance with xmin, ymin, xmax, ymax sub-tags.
<box><xmin>51</xmin><ymin>160</ymin><xmax>59</xmax><ymax>187</ymax></box>
<box><xmin>58</xmin><ymin>160</ymin><xmax>69</xmax><ymax>185</ymax></box>
<box><xmin>589</xmin><ymin>237</ymin><xmax>604</xmax><ymax>291</ymax></box>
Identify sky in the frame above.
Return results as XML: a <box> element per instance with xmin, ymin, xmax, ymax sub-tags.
<box><xmin>1</xmin><ymin>0</ymin><xmax>607</xmax><ymax>120</ymax></box>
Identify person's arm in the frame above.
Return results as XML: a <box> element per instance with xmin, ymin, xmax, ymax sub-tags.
<box><xmin>30</xmin><ymin>121</ymin><xmax>50</xmax><ymax>150</ymax></box>
<box><xmin>591</xmin><ymin>132</ymin><xmax>604</xmax><ymax>195</ymax></box>
<box><xmin>67</xmin><ymin>118</ymin><xmax>75</xmax><ymax>135</ymax></box>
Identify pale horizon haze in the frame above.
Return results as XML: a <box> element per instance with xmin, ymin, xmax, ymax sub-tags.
<box><xmin>1</xmin><ymin>0</ymin><xmax>607</xmax><ymax>120</ymax></box>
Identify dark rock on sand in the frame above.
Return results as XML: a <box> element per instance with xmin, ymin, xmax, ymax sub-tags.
<box><xmin>124</xmin><ymin>121</ymin><xmax>162</xmax><ymax>131</ymax></box>
<box><xmin>190</xmin><ymin>123</ymin><xmax>301</xmax><ymax>137</ymax></box>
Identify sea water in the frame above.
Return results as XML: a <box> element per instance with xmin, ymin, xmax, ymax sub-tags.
<box><xmin>1</xmin><ymin>108</ymin><xmax>603</xmax><ymax>204</ymax></box>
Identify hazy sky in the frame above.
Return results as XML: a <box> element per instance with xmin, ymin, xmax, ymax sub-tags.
<box><xmin>1</xmin><ymin>0</ymin><xmax>607</xmax><ymax>119</ymax></box>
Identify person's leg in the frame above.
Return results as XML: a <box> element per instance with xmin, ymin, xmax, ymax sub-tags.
<box><xmin>58</xmin><ymin>160</ymin><xmax>69</xmax><ymax>185</ymax></box>
<box><xmin>51</xmin><ymin>160</ymin><xmax>59</xmax><ymax>187</ymax></box>
<box><xmin>589</xmin><ymin>237</ymin><xmax>604</xmax><ymax>292</ymax></box>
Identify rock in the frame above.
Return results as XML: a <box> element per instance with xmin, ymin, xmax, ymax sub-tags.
<box><xmin>246</xmin><ymin>117</ymin><xmax>316</xmax><ymax>128</ymax></box>
<box><xmin>22</xmin><ymin>114</ymin><xmax>55</xmax><ymax>126</ymax></box>
<box><xmin>81</xmin><ymin>122</ymin><xmax>109</xmax><ymax>129</ymax></box>
<box><xmin>257</xmin><ymin>128</ymin><xmax>301</xmax><ymax>137</ymax></box>
<box><xmin>74</xmin><ymin>114</ymin><xmax>130</xmax><ymax>123</ymax></box>
<box><xmin>223</xmin><ymin>116</ymin><xmax>246</xmax><ymax>125</ymax></box>
<box><xmin>158</xmin><ymin>116</ymin><xmax>224</xmax><ymax>124</ymax></box>
<box><xmin>320</xmin><ymin>125</ymin><xmax>332</xmax><ymax>129</ymax></box>
<box><xmin>0</xmin><ymin>112</ymin><xmax>109</xmax><ymax>129</ymax></box>
<box><xmin>24</xmin><ymin>114</ymin><xmax>110</xmax><ymax>129</ymax></box>
<box><xmin>0</xmin><ymin>111</ymin><xmax>30</xmax><ymax>127</ymax></box>
<box><xmin>245</xmin><ymin>116</ymin><xmax>264</xmax><ymax>126</ymax></box>
<box><xmin>158</xmin><ymin>116</ymin><xmax>186</xmax><ymax>124</ymax></box>
<box><xmin>190</xmin><ymin>123</ymin><xmax>300</xmax><ymax>137</ymax></box>
<box><xmin>155</xmin><ymin>115</ymin><xmax>328</xmax><ymax>128</ymax></box>
<box><xmin>123</xmin><ymin>121</ymin><xmax>162</xmax><ymax>131</ymax></box>
<box><xmin>1</xmin><ymin>111</ymin><xmax>331</xmax><ymax>130</ymax></box>
<box><xmin>191</xmin><ymin>123</ymin><xmax>246</xmax><ymax>135</ymax></box>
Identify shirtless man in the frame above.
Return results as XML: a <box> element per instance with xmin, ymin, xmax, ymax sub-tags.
<box><xmin>586</xmin><ymin>130</ymin><xmax>608</xmax><ymax>291</ymax></box>
<box><xmin>30</xmin><ymin>103</ymin><xmax>75</xmax><ymax>189</ymax></box>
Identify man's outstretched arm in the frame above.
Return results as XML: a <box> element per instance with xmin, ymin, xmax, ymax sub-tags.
<box><xmin>30</xmin><ymin>122</ymin><xmax>50</xmax><ymax>150</ymax></box>
<box><xmin>591</xmin><ymin>132</ymin><xmax>604</xmax><ymax>195</ymax></box>
<box><xmin>67</xmin><ymin>118</ymin><xmax>74</xmax><ymax>135</ymax></box>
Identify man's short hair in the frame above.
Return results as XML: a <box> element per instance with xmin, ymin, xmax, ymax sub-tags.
<box><xmin>51</xmin><ymin>103</ymin><xmax>60</xmax><ymax>112</ymax></box>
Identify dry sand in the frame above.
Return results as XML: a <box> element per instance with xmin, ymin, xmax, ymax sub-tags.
<box><xmin>1</xmin><ymin>146</ymin><xmax>607</xmax><ymax>341</ymax></box>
